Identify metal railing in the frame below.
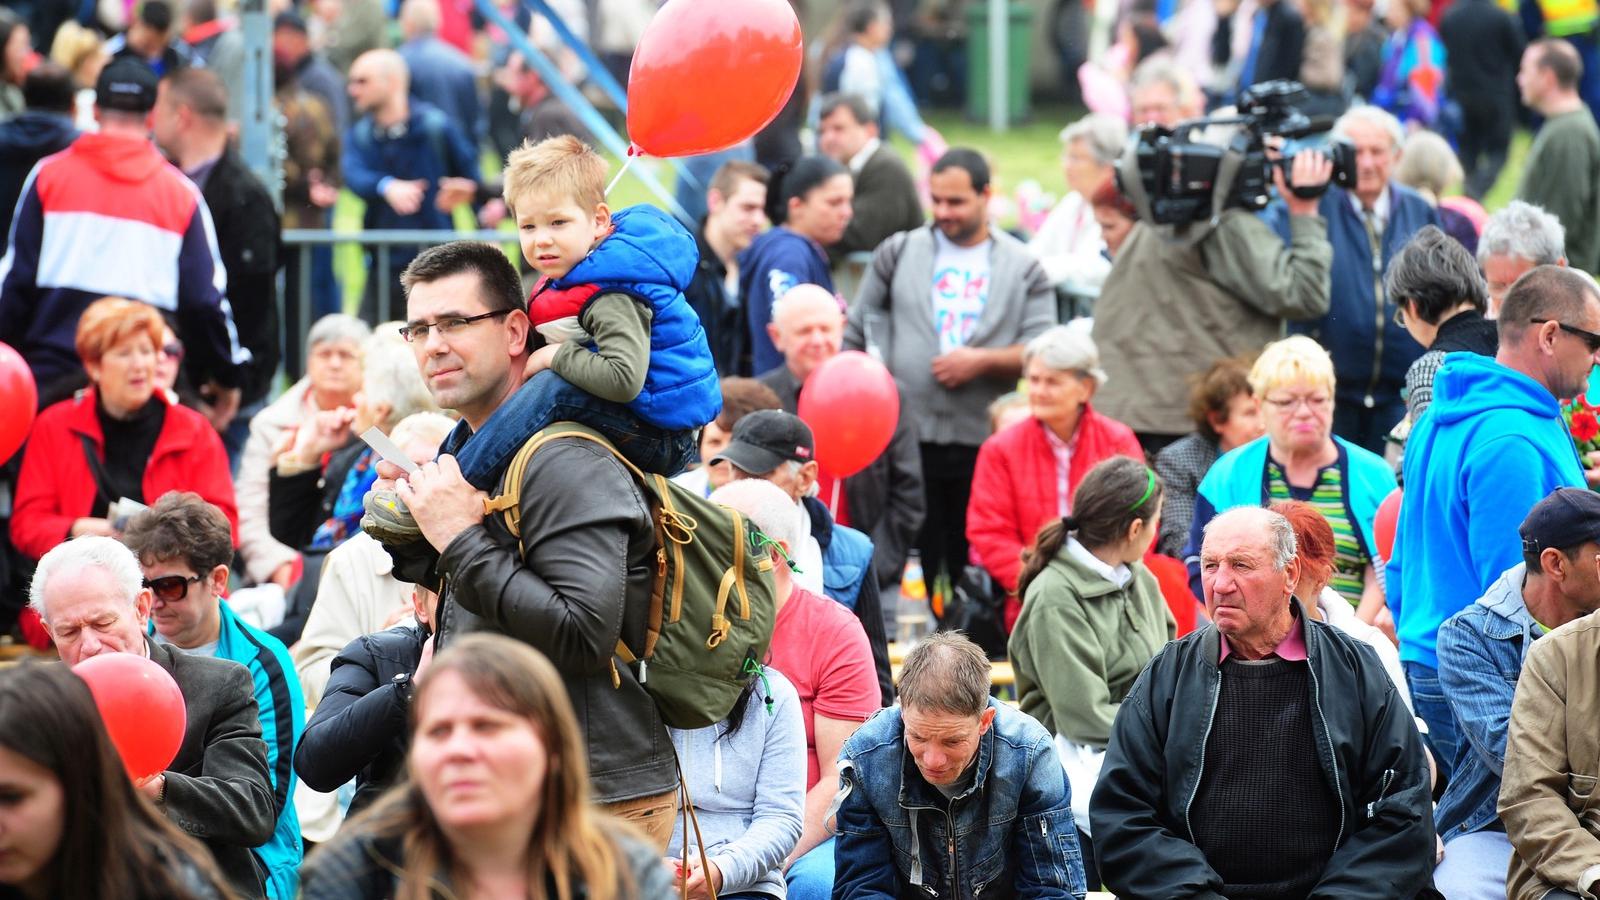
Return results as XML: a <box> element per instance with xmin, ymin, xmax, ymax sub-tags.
<box><xmin>280</xmin><ymin>228</ymin><xmax>515</xmax><ymax>376</ymax></box>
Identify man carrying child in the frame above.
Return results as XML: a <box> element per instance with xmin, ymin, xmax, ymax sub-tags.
<box><xmin>366</xmin><ymin>136</ymin><xmax>726</xmax><ymax>846</ymax></box>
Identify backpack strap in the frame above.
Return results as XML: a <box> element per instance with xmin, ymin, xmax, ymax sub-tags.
<box><xmin>482</xmin><ymin>423</ymin><xmax>666</xmax><ymax>678</ymax></box>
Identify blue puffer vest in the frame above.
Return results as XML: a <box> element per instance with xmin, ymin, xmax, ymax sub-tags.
<box><xmin>807</xmin><ymin>496</ymin><xmax>875</xmax><ymax>611</ymax></box>
<box><xmin>553</xmin><ymin>204</ymin><xmax>722</xmax><ymax>430</ymax></box>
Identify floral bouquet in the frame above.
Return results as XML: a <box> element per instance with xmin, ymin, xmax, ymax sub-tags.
<box><xmin>1562</xmin><ymin>395</ymin><xmax>1600</xmax><ymax>457</ymax></box>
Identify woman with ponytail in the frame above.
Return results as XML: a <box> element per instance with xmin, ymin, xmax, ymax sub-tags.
<box><xmin>1008</xmin><ymin>456</ymin><xmax>1175</xmax><ymax>880</ymax></box>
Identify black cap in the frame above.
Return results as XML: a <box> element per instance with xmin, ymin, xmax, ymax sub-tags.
<box><xmin>273</xmin><ymin>10</ymin><xmax>308</xmax><ymax>33</ymax></box>
<box><xmin>95</xmin><ymin>57</ymin><xmax>159</xmax><ymax>113</ymax></box>
<box><xmin>1521</xmin><ymin>487</ymin><xmax>1600</xmax><ymax>556</ymax></box>
<box><xmin>711</xmin><ymin>410</ymin><xmax>815</xmax><ymax>475</ymax></box>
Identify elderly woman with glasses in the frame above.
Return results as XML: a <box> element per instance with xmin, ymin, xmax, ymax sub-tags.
<box><xmin>1028</xmin><ymin>113</ymin><xmax>1128</xmax><ymax>294</ymax></box>
<box><xmin>12</xmin><ymin>297</ymin><xmax>237</xmax><ymax>641</ymax></box>
<box><xmin>1183</xmin><ymin>336</ymin><xmax>1397</xmax><ymax>627</ymax></box>
<box><xmin>967</xmin><ymin>323</ymin><xmax>1144</xmax><ymax>633</ymax></box>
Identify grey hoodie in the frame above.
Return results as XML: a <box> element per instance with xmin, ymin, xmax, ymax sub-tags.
<box><xmin>667</xmin><ymin>669</ymin><xmax>806</xmax><ymax>898</ymax></box>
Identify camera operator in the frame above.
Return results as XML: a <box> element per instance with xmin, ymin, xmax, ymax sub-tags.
<box><xmin>1264</xmin><ymin>106</ymin><xmax>1440</xmax><ymax>454</ymax></box>
<box><xmin>1093</xmin><ymin>150</ymin><xmax>1334</xmax><ymax>455</ymax></box>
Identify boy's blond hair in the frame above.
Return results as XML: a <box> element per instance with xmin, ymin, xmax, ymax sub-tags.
<box><xmin>502</xmin><ymin>135</ymin><xmax>609</xmax><ymax>216</ymax></box>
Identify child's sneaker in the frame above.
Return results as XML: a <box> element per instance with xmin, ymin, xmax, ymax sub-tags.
<box><xmin>361</xmin><ymin>489</ymin><xmax>423</xmax><ymax>545</ymax></box>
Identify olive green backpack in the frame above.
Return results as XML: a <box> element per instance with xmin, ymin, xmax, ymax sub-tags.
<box><xmin>484</xmin><ymin>422</ymin><xmax>778</xmax><ymax>730</ymax></box>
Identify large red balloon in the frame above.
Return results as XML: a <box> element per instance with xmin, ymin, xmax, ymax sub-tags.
<box><xmin>798</xmin><ymin>351</ymin><xmax>899</xmax><ymax>479</ymax></box>
<box><xmin>1374</xmin><ymin>488</ymin><xmax>1402</xmax><ymax>560</ymax></box>
<box><xmin>0</xmin><ymin>342</ymin><xmax>36</xmax><ymax>464</ymax></box>
<box><xmin>75</xmin><ymin>653</ymin><xmax>187</xmax><ymax>783</ymax></box>
<box><xmin>627</xmin><ymin>0</ymin><xmax>803</xmax><ymax>158</ymax></box>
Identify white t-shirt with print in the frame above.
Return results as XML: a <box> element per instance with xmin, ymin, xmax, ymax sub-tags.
<box><xmin>930</xmin><ymin>230</ymin><xmax>993</xmax><ymax>354</ymax></box>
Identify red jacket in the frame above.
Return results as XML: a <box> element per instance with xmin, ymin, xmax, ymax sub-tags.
<box><xmin>966</xmin><ymin>408</ymin><xmax>1144</xmax><ymax>630</ymax></box>
<box><xmin>12</xmin><ymin>389</ymin><xmax>238</xmax><ymax>560</ymax></box>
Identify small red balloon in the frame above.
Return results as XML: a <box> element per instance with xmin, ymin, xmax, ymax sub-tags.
<box><xmin>798</xmin><ymin>351</ymin><xmax>899</xmax><ymax>479</ymax></box>
<box><xmin>1374</xmin><ymin>488</ymin><xmax>1402</xmax><ymax>560</ymax></box>
<box><xmin>75</xmin><ymin>652</ymin><xmax>187</xmax><ymax>783</ymax></box>
<box><xmin>0</xmin><ymin>342</ymin><xmax>36</xmax><ymax>464</ymax></box>
<box><xmin>627</xmin><ymin>0</ymin><xmax>804</xmax><ymax>158</ymax></box>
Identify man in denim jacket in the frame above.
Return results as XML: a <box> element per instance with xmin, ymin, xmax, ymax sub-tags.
<box><xmin>832</xmin><ymin>632</ymin><xmax>1086</xmax><ymax>900</ymax></box>
<box><xmin>1433</xmin><ymin>488</ymin><xmax>1600</xmax><ymax>899</ymax></box>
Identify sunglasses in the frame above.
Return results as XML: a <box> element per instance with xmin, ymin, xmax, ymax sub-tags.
<box><xmin>1532</xmin><ymin>318</ymin><xmax>1600</xmax><ymax>353</ymax></box>
<box><xmin>143</xmin><ymin>573</ymin><xmax>203</xmax><ymax>602</ymax></box>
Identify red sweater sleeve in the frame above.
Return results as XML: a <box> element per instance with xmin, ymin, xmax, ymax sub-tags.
<box><xmin>966</xmin><ymin>434</ymin><xmax>1026</xmax><ymax>593</ymax></box>
<box><xmin>12</xmin><ymin>415</ymin><xmax>81</xmax><ymax>560</ymax></box>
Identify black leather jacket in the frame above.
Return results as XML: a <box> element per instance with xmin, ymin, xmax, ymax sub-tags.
<box><xmin>390</xmin><ymin>437</ymin><xmax>677</xmax><ymax>804</ymax></box>
<box><xmin>1089</xmin><ymin>604</ymin><xmax>1441</xmax><ymax>900</ymax></box>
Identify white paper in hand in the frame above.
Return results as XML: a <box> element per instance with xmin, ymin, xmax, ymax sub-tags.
<box><xmin>360</xmin><ymin>427</ymin><xmax>420</xmax><ymax>474</ymax></box>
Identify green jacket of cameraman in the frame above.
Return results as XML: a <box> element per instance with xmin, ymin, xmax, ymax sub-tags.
<box><xmin>1092</xmin><ymin>210</ymin><xmax>1332</xmax><ymax>436</ymax></box>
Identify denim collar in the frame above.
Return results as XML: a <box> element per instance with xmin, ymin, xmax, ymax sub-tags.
<box><xmin>1475</xmin><ymin>564</ymin><xmax>1543</xmax><ymax>641</ymax></box>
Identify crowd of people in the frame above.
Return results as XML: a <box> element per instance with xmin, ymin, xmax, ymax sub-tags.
<box><xmin>4</xmin><ymin>0</ymin><xmax>1600</xmax><ymax>897</ymax></box>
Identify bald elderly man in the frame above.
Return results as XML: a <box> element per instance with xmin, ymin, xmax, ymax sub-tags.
<box><xmin>759</xmin><ymin>285</ymin><xmax>924</xmax><ymax>608</ymax></box>
<box><xmin>1091</xmin><ymin>506</ymin><xmax>1438</xmax><ymax>899</ymax></box>
<box><xmin>341</xmin><ymin>48</ymin><xmax>479</xmax><ymax>319</ymax></box>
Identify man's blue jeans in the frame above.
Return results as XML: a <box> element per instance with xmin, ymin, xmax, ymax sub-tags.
<box><xmin>784</xmin><ymin>838</ymin><xmax>834</xmax><ymax>900</ymax></box>
<box><xmin>1404</xmin><ymin>660</ymin><xmax>1459</xmax><ymax>786</ymax></box>
<box><xmin>447</xmin><ymin>370</ymin><xmax>696</xmax><ymax>491</ymax></box>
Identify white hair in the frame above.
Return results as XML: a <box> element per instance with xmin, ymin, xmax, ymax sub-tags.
<box><xmin>387</xmin><ymin>411</ymin><xmax>457</xmax><ymax>451</ymax></box>
<box><xmin>1479</xmin><ymin>200</ymin><xmax>1567</xmax><ymax>266</ymax></box>
<box><xmin>1059</xmin><ymin>113</ymin><xmax>1129</xmax><ymax>167</ymax></box>
<box><xmin>306</xmin><ymin>313</ymin><xmax>371</xmax><ymax>354</ymax></box>
<box><xmin>1023</xmin><ymin>320</ymin><xmax>1108</xmax><ymax>387</ymax></box>
<box><xmin>363</xmin><ymin>330</ymin><xmax>441</xmax><ymax>426</ymax></box>
<box><xmin>709</xmin><ymin>479</ymin><xmax>803</xmax><ymax>550</ymax></box>
<box><xmin>1332</xmin><ymin>104</ymin><xmax>1405</xmax><ymax>152</ymax></box>
<box><xmin>29</xmin><ymin>536</ymin><xmax>144</xmax><ymax>623</ymax></box>
<box><xmin>1203</xmin><ymin>507</ymin><xmax>1298</xmax><ymax>571</ymax></box>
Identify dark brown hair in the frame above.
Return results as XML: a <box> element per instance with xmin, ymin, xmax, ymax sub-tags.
<box><xmin>0</xmin><ymin>663</ymin><xmax>234</xmax><ymax>899</ymax></box>
<box><xmin>715</xmin><ymin>377</ymin><xmax>783</xmax><ymax>432</ymax></box>
<box><xmin>1018</xmin><ymin>456</ymin><xmax>1162</xmax><ymax>599</ymax></box>
<box><xmin>122</xmin><ymin>491</ymin><xmax>235</xmax><ymax>576</ymax></box>
<box><xmin>401</xmin><ymin>241</ymin><xmax>526</xmax><ymax>314</ymax></box>
<box><xmin>1188</xmin><ymin>357</ymin><xmax>1255</xmax><ymax>441</ymax></box>
<box><xmin>709</xmin><ymin>160</ymin><xmax>770</xmax><ymax>199</ymax></box>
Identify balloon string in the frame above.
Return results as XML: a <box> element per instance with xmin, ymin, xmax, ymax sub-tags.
<box><xmin>829</xmin><ymin>478</ymin><xmax>840</xmax><ymax>520</ymax></box>
<box><xmin>606</xmin><ymin>149</ymin><xmax>639</xmax><ymax>198</ymax></box>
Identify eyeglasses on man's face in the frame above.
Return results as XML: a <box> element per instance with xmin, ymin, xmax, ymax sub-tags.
<box><xmin>1532</xmin><ymin>318</ymin><xmax>1600</xmax><ymax>353</ymax></box>
<box><xmin>398</xmin><ymin>309</ymin><xmax>511</xmax><ymax>343</ymax></box>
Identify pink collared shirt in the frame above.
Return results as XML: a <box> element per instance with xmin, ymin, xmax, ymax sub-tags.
<box><xmin>1219</xmin><ymin>613</ymin><xmax>1308</xmax><ymax>663</ymax></box>
<box><xmin>1041</xmin><ymin>420</ymin><xmax>1079</xmax><ymax>517</ymax></box>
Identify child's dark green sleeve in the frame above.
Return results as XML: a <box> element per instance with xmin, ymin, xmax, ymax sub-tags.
<box><xmin>551</xmin><ymin>292</ymin><xmax>653</xmax><ymax>403</ymax></box>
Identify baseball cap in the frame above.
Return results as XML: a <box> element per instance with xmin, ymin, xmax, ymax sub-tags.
<box><xmin>712</xmin><ymin>410</ymin><xmax>815</xmax><ymax>475</ymax></box>
<box><xmin>95</xmin><ymin>58</ymin><xmax>159</xmax><ymax>114</ymax></box>
<box><xmin>273</xmin><ymin>10</ymin><xmax>308</xmax><ymax>32</ymax></box>
<box><xmin>1520</xmin><ymin>487</ymin><xmax>1600</xmax><ymax>556</ymax></box>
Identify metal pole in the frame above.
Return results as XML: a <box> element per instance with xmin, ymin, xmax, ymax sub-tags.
<box><xmin>988</xmin><ymin>0</ymin><xmax>1007</xmax><ymax>132</ymax></box>
<box><xmin>295</xmin><ymin>244</ymin><xmax>311</xmax><ymax>379</ymax></box>
<box><xmin>237</xmin><ymin>0</ymin><xmax>276</xmax><ymax>204</ymax></box>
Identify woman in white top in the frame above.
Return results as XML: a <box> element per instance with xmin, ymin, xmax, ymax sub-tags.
<box><xmin>1027</xmin><ymin>113</ymin><xmax>1128</xmax><ymax>294</ymax></box>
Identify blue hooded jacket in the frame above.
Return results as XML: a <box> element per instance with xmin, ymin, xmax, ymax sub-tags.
<box><xmin>1387</xmin><ymin>352</ymin><xmax>1584</xmax><ymax>669</ymax></box>
<box><xmin>552</xmin><ymin>204</ymin><xmax>722</xmax><ymax>430</ymax></box>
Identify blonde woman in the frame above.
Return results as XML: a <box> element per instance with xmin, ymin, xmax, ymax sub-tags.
<box><xmin>1182</xmin><ymin>336</ymin><xmax>1397</xmax><ymax>627</ymax></box>
<box><xmin>301</xmin><ymin>632</ymin><xmax>675</xmax><ymax>900</ymax></box>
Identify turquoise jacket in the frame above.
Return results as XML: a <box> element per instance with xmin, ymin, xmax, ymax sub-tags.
<box><xmin>552</xmin><ymin>204</ymin><xmax>722</xmax><ymax>431</ymax></box>
<box><xmin>157</xmin><ymin>601</ymin><xmax>305</xmax><ymax>897</ymax></box>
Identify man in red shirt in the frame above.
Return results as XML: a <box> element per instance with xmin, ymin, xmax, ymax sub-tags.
<box><xmin>708</xmin><ymin>477</ymin><xmax>881</xmax><ymax>900</ymax></box>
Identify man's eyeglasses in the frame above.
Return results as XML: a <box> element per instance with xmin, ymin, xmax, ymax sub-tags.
<box><xmin>1532</xmin><ymin>318</ymin><xmax>1600</xmax><ymax>353</ymax></box>
<box><xmin>144</xmin><ymin>574</ymin><xmax>204</xmax><ymax>603</ymax></box>
<box><xmin>398</xmin><ymin>310</ymin><xmax>511</xmax><ymax>343</ymax></box>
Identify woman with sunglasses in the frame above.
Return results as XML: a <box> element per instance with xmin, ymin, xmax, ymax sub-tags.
<box><xmin>0</xmin><ymin>663</ymin><xmax>234</xmax><ymax>900</ymax></box>
<box><xmin>12</xmin><ymin>297</ymin><xmax>236</xmax><ymax>644</ymax></box>
<box><xmin>1183</xmin><ymin>336</ymin><xmax>1397</xmax><ymax>629</ymax></box>
<box><xmin>300</xmin><ymin>632</ymin><xmax>675</xmax><ymax>900</ymax></box>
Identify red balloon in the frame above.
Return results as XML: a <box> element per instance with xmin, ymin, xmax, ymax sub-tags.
<box><xmin>75</xmin><ymin>653</ymin><xmax>187</xmax><ymax>782</ymax></box>
<box><xmin>1374</xmin><ymin>488</ymin><xmax>1402</xmax><ymax>560</ymax></box>
<box><xmin>798</xmin><ymin>351</ymin><xmax>899</xmax><ymax>479</ymax></box>
<box><xmin>627</xmin><ymin>0</ymin><xmax>804</xmax><ymax>158</ymax></box>
<box><xmin>0</xmin><ymin>342</ymin><xmax>36</xmax><ymax>464</ymax></box>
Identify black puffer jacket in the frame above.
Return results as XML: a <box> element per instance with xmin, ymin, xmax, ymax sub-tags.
<box><xmin>1089</xmin><ymin>603</ymin><xmax>1441</xmax><ymax>900</ymax></box>
<box><xmin>294</xmin><ymin>625</ymin><xmax>426</xmax><ymax>814</ymax></box>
